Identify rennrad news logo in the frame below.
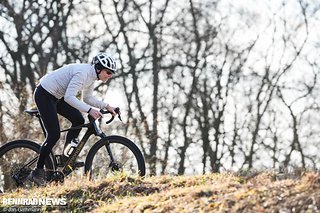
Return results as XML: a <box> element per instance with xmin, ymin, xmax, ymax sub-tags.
<box><xmin>2</xmin><ymin>197</ymin><xmax>67</xmax><ymax>206</ymax></box>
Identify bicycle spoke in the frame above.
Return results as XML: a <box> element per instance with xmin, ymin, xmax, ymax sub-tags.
<box><xmin>0</xmin><ymin>140</ymin><xmax>55</xmax><ymax>192</ymax></box>
<box><xmin>89</xmin><ymin>142</ymin><xmax>141</xmax><ymax>179</ymax></box>
<box><xmin>0</xmin><ymin>147</ymin><xmax>37</xmax><ymax>191</ymax></box>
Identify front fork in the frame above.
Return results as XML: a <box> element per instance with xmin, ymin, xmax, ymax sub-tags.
<box><xmin>101</xmin><ymin>136</ymin><xmax>120</xmax><ymax>171</ymax></box>
<box><xmin>98</xmin><ymin>132</ymin><xmax>116</xmax><ymax>164</ymax></box>
<box><xmin>104</xmin><ymin>141</ymin><xmax>116</xmax><ymax>163</ymax></box>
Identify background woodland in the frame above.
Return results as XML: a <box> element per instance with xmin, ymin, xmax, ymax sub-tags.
<box><xmin>1</xmin><ymin>0</ymin><xmax>320</xmax><ymax>175</ymax></box>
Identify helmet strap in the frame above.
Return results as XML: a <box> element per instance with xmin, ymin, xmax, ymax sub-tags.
<box><xmin>96</xmin><ymin>70</ymin><xmax>101</xmax><ymax>80</ymax></box>
<box><xmin>94</xmin><ymin>64</ymin><xmax>102</xmax><ymax>80</ymax></box>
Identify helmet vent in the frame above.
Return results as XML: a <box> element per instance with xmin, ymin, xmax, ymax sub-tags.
<box><xmin>92</xmin><ymin>53</ymin><xmax>117</xmax><ymax>73</ymax></box>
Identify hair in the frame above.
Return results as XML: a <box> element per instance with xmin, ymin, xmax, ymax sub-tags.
<box><xmin>94</xmin><ymin>63</ymin><xmax>105</xmax><ymax>72</ymax></box>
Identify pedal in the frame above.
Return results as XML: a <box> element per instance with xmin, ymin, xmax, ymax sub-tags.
<box><xmin>50</xmin><ymin>171</ymin><xmax>65</xmax><ymax>183</ymax></box>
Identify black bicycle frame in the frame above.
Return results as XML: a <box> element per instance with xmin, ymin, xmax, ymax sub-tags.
<box><xmin>60</xmin><ymin>116</ymin><xmax>117</xmax><ymax>176</ymax></box>
<box><xmin>24</xmin><ymin>109</ymin><xmax>118</xmax><ymax>178</ymax></box>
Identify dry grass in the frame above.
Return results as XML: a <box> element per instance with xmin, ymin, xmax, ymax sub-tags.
<box><xmin>0</xmin><ymin>171</ymin><xmax>319</xmax><ymax>212</ymax></box>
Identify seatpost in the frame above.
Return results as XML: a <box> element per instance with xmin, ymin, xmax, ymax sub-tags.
<box><xmin>36</xmin><ymin>114</ymin><xmax>47</xmax><ymax>137</ymax></box>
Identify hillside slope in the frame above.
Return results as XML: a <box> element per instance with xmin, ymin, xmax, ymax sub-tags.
<box><xmin>0</xmin><ymin>171</ymin><xmax>319</xmax><ymax>212</ymax></box>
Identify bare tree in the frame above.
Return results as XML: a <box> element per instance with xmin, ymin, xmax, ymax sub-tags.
<box><xmin>241</xmin><ymin>0</ymin><xmax>311</xmax><ymax>169</ymax></box>
<box><xmin>0</xmin><ymin>0</ymin><xmax>76</xmax><ymax>111</ymax></box>
<box><xmin>1</xmin><ymin>0</ymin><xmax>320</xmax><ymax>175</ymax></box>
<box><xmin>98</xmin><ymin>0</ymin><xmax>171</xmax><ymax>175</ymax></box>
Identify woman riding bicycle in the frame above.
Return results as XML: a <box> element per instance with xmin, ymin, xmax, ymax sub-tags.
<box><xmin>28</xmin><ymin>53</ymin><xmax>118</xmax><ymax>186</ymax></box>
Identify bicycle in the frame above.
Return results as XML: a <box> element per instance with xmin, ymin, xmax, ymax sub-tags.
<box><xmin>0</xmin><ymin>108</ymin><xmax>146</xmax><ymax>192</ymax></box>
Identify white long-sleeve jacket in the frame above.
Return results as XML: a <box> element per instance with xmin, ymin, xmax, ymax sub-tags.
<box><xmin>40</xmin><ymin>63</ymin><xmax>107</xmax><ymax>112</ymax></box>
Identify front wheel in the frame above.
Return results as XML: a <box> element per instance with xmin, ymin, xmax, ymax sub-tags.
<box><xmin>85</xmin><ymin>135</ymin><xmax>146</xmax><ymax>179</ymax></box>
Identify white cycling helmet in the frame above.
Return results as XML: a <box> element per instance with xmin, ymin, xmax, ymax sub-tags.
<box><xmin>92</xmin><ymin>53</ymin><xmax>117</xmax><ymax>74</ymax></box>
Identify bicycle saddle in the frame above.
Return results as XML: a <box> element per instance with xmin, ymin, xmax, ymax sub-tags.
<box><xmin>24</xmin><ymin>108</ymin><xmax>39</xmax><ymax>116</ymax></box>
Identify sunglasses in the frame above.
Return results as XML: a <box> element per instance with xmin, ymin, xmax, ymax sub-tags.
<box><xmin>105</xmin><ymin>70</ymin><xmax>114</xmax><ymax>75</ymax></box>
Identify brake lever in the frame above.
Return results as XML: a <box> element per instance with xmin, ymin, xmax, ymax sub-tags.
<box><xmin>101</xmin><ymin>107</ymin><xmax>122</xmax><ymax>124</ymax></box>
<box><xmin>114</xmin><ymin>107</ymin><xmax>122</xmax><ymax>122</ymax></box>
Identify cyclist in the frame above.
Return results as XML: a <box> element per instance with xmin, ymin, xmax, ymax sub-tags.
<box><xmin>28</xmin><ymin>53</ymin><xmax>118</xmax><ymax>186</ymax></box>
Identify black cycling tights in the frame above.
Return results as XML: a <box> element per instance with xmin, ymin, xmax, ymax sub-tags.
<box><xmin>34</xmin><ymin>85</ymin><xmax>85</xmax><ymax>169</ymax></box>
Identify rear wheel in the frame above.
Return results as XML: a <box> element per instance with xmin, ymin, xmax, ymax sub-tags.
<box><xmin>85</xmin><ymin>136</ymin><xmax>145</xmax><ymax>179</ymax></box>
<box><xmin>0</xmin><ymin>140</ymin><xmax>54</xmax><ymax>192</ymax></box>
